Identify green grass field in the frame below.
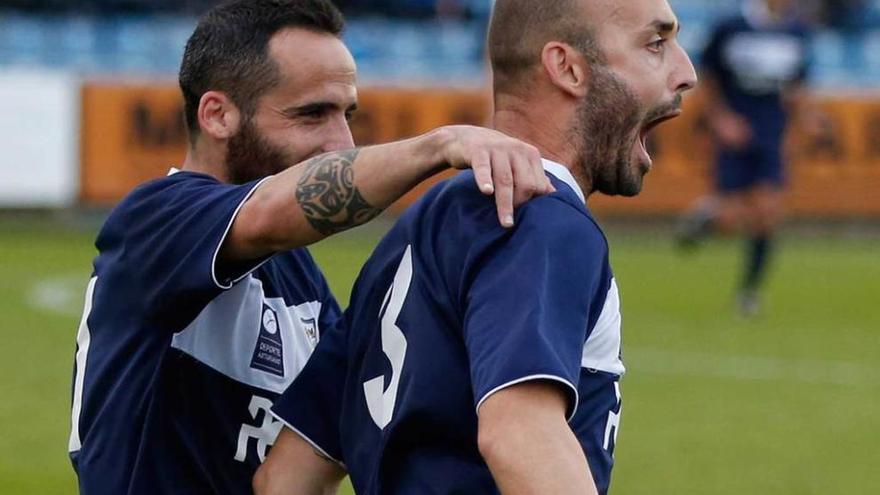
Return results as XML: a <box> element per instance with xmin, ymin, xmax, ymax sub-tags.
<box><xmin>1</xmin><ymin>215</ymin><xmax>878</xmax><ymax>494</ymax></box>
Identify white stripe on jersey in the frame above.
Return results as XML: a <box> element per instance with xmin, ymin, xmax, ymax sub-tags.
<box><xmin>69</xmin><ymin>276</ymin><xmax>97</xmax><ymax>452</ymax></box>
<box><xmin>171</xmin><ymin>276</ymin><xmax>323</xmax><ymax>394</ymax></box>
<box><xmin>582</xmin><ymin>278</ymin><xmax>626</xmax><ymax>376</ymax></box>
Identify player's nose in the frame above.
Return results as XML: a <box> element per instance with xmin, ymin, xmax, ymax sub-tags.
<box><xmin>320</xmin><ymin>115</ymin><xmax>356</xmax><ymax>153</ymax></box>
<box><xmin>672</xmin><ymin>44</ymin><xmax>698</xmax><ymax>94</ymax></box>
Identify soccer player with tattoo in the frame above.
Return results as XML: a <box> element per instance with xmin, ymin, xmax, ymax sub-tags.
<box><xmin>67</xmin><ymin>1</ymin><xmax>550</xmax><ymax>493</ymax></box>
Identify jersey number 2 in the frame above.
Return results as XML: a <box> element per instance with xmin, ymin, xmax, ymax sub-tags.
<box><xmin>364</xmin><ymin>245</ymin><xmax>413</xmax><ymax>429</ymax></box>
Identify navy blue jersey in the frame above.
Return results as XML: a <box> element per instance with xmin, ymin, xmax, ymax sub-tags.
<box><xmin>68</xmin><ymin>170</ymin><xmax>341</xmax><ymax>495</ymax></box>
<box><xmin>274</xmin><ymin>161</ymin><xmax>625</xmax><ymax>494</ymax></box>
<box><xmin>702</xmin><ymin>13</ymin><xmax>811</xmax><ymax>145</ymax></box>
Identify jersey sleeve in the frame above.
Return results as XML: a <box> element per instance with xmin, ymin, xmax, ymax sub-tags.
<box><xmin>314</xmin><ymin>258</ymin><xmax>344</xmax><ymax>336</ymax></box>
<box><xmin>101</xmin><ymin>173</ymin><xmax>271</xmax><ymax>322</ymax></box>
<box><xmin>462</xmin><ymin>199</ymin><xmax>607</xmax><ymax>421</ymax></box>
<box><xmin>271</xmin><ymin>313</ymin><xmax>349</xmax><ymax>465</ymax></box>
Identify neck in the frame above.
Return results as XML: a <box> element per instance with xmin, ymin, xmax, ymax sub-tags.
<box><xmin>493</xmin><ymin>97</ymin><xmax>593</xmax><ymax>196</ymax></box>
<box><xmin>181</xmin><ymin>138</ymin><xmax>229</xmax><ymax>183</ymax></box>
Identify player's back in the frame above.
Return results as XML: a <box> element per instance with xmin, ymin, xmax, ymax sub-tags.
<box><xmin>332</xmin><ymin>162</ymin><xmax>622</xmax><ymax>494</ymax></box>
<box><xmin>339</xmin><ymin>173</ymin><xmax>510</xmax><ymax>493</ymax></box>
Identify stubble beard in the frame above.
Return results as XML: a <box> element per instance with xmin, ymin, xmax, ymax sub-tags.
<box><xmin>575</xmin><ymin>65</ymin><xmax>645</xmax><ymax>197</ymax></box>
<box><xmin>225</xmin><ymin>116</ymin><xmax>292</xmax><ymax>185</ymax></box>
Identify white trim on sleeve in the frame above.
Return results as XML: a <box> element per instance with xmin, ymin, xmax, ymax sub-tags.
<box><xmin>211</xmin><ymin>176</ymin><xmax>274</xmax><ymax>290</ymax></box>
<box><xmin>69</xmin><ymin>276</ymin><xmax>97</xmax><ymax>453</ymax></box>
<box><xmin>269</xmin><ymin>410</ymin><xmax>347</xmax><ymax>469</ymax></box>
<box><xmin>475</xmin><ymin>374</ymin><xmax>580</xmax><ymax>423</ymax></box>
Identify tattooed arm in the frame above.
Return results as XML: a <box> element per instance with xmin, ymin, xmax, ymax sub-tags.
<box><xmin>293</xmin><ymin>149</ymin><xmax>383</xmax><ymax>236</ymax></box>
<box><xmin>221</xmin><ymin>125</ymin><xmax>550</xmax><ymax>262</ymax></box>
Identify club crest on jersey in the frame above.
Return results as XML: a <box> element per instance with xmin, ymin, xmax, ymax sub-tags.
<box><xmin>250</xmin><ymin>303</ymin><xmax>285</xmax><ymax>377</ymax></box>
<box><xmin>301</xmin><ymin>317</ymin><xmax>318</xmax><ymax>347</ymax></box>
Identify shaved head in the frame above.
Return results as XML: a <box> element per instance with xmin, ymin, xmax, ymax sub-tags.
<box><xmin>488</xmin><ymin>0</ymin><xmax>604</xmax><ymax>94</ymax></box>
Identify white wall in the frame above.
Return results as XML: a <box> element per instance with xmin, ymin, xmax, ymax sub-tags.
<box><xmin>0</xmin><ymin>70</ymin><xmax>79</xmax><ymax>207</ymax></box>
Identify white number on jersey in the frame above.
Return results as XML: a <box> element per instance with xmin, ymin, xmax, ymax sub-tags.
<box><xmin>235</xmin><ymin>395</ymin><xmax>283</xmax><ymax>463</ymax></box>
<box><xmin>364</xmin><ymin>245</ymin><xmax>413</xmax><ymax>429</ymax></box>
<box><xmin>603</xmin><ymin>382</ymin><xmax>622</xmax><ymax>453</ymax></box>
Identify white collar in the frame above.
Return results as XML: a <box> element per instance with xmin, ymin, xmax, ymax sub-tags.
<box><xmin>168</xmin><ymin>167</ymin><xmax>181</xmax><ymax>176</ymax></box>
<box><xmin>542</xmin><ymin>158</ymin><xmax>586</xmax><ymax>204</ymax></box>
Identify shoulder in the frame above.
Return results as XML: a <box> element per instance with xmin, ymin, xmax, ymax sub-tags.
<box><xmin>516</xmin><ymin>194</ymin><xmax>608</xmax><ymax>261</ymax></box>
<box><xmin>107</xmin><ymin>172</ymin><xmax>220</xmax><ymax>219</ymax></box>
<box><xmin>131</xmin><ymin>171</ymin><xmax>220</xmax><ymax>198</ymax></box>
<box><xmin>137</xmin><ymin>171</ymin><xmax>235</xmax><ymax>201</ymax></box>
<box><xmin>398</xmin><ymin>171</ymin><xmax>607</xmax><ymax>272</ymax></box>
<box><xmin>453</xmin><ymin>170</ymin><xmax>605</xmax><ymax>244</ymax></box>
<box><xmin>425</xmin><ymin>170</ymin><xmax>598</xmax><ymax>229</ymax></box>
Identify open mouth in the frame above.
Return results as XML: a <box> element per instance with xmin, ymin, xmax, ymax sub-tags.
<box><xmin>636</xmin><ymin>108</ymin><xmax>682</xmax><ymax>168</ymax></box>
<box><xmin>639</xmin><ymin>109</ymin><xmax>682</xmax><ymax>147</ymax></box>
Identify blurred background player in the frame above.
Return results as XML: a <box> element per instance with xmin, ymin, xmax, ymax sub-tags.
<box><xmin>676</xmin><ymin>0</ymin><xmax>816</xmax><ymax>316</ymax></box>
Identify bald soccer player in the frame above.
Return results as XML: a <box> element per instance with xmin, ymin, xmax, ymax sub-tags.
<box><xmin>257</xmin><ymin>0</ymin><xmax>696</xmax><ymax>494</ymax></box>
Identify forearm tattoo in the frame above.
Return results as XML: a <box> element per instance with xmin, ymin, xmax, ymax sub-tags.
<box><xmin>296</xmin><ymin>149</ymin><xmax>383</xmax><ymax>235</ymax></box>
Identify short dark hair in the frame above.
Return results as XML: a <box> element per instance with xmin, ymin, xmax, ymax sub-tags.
<box><xmin>488</xmin><ymin>0</ymin><xmax>603</xmax><ymax>94</ymax></box>
<box><xmin>179</xmin><ymin>0</ymin><xmax>345</xmax><ymax>143</ymax></box>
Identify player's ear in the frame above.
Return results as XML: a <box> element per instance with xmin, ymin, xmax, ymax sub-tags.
<box><xmin>197</xmin><ymin>91</ymin><xmax>242</xmax><ymax>141</ymax></box>
<box><xmin>541</xmin><ymin>41</ymin><xmax>589</xmax><ymax>99</ymax></box>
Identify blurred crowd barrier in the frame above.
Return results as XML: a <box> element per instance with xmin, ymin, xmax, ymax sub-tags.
<box><xmin>1</xmin><ymin>7</ymin><xmax>880</xmax><ymax>87</ymax></box>
<box><xmin>71</xmin><ymin>80</ymin><xmax>880</xmax><ymax>217</ymax></box>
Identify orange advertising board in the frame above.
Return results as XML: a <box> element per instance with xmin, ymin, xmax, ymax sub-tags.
<box><xmin>80</xmin><ymin>81</ymin><xmax>880</xmax><ymax>217</ymax></box>
<box><xmin>80</xmin><ymin>82</ymin><xmax>189</xmax><ymax>204</ymax></box>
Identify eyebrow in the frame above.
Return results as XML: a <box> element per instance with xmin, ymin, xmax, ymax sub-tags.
<box><xmin>646</xmin><ymin>19</ymin><xmax>681</xmax><ymax>35</ymax></box>
<box><xmin>283</xmin><ymin>101</ymin><xmax>358</xmax><ymax>118</ymax></box>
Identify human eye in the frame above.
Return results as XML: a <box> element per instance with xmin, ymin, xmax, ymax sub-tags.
<box><xmin>647</xmin><ymin>37</ymin><xmax>667</xmax><ymax>53</ymax></box>
<box><xmin>301</xmin><ymin>109</ymin><xmax>326</xmax><ymax>120</ymax></box>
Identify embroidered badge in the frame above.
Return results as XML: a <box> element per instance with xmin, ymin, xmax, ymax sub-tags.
<box><xmin>250</xmin><ymin>303</ymin><xmax>285</xmax><ymax>377</ymax></box>
<box><xmin>301</xmin><ymin>317</ymin><xmax>319</xmax><ymax>347</ymax></box>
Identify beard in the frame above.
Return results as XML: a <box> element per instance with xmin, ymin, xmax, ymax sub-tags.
<box><xmin>225</xmin><ymin>116</ymin><xmax>292</xmax><ymax>185</ymax></box>
<box><xmin>575</xmin><ymin>66</ymin><xmax>680</xmax><ymax>197</ymax></box>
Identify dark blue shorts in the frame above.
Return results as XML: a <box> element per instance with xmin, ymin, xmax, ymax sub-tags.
<box><xmin>715</xmin><ymin>145</ymin><xmax>785</xmax><ymax>193</ymax></box>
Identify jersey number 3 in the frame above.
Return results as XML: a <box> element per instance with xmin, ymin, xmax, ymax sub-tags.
<box><xmin>364</xmin><ymin>245</ymin><xmax>413</xmax><ymax>429</ymax></box>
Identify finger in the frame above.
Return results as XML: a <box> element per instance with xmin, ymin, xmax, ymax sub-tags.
<box><xmin>522</xmin><ymin>146</ymin><xmax>553</xmax><ymax>196</ymax></box>
<box><xmin>471</xmin><ymin>149</ymin><xmax>494</xmax><ymax>195</ymax></box>
<box><xmin>527</xmin><ymin>147</ymin><xmax>554</xmax><ymax>195</ymax></box>
<box><xmin>533</xmin><ymin>151</ymin><xmax>555</xmax><ymax>194</ymax></box>
<box><xmin>520</xmin><ymin>145</ymin><xmax>552</xmax><ymax>195</ymax></box>
<box><xmin>490</xmin><ymin>151</ymin><xmax>515</xmax><ymax>228</ymax></box>
<box><xmin>539</xmin><ymin>158</ymin><xmax>555</xmax><ymax>194</ymax></box>
<box><xmin>510</xmin><ymin>152</ymin><xmax>537</xmax><ymax>208</ymax></box>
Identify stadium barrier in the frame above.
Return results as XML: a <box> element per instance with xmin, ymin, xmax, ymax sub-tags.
<box><xmin>0</xmin><ymin>70</ymin><xmax>80</xmax><ymax>207</ymax></box>
<box><xmin>79</xmin><ymin>81</ymin><xmax>880</xmax><ymax>216</ymax></box>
